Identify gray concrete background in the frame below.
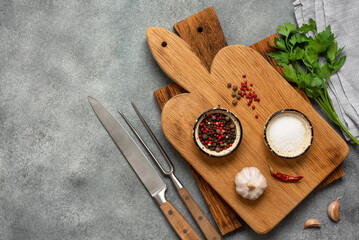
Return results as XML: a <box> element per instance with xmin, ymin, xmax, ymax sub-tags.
<box><xmin>0</xmin><ymin>0</ymin><xmax>358</xmax><ymax>239</ymax></box>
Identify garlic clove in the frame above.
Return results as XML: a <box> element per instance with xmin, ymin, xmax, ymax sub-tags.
<box><xmin>328</xmin><ymin>197</ymin><xmax>341</xmax><ymax>222</ymax></box>
<box><xmin>303</xmin><ymin>219</ymin><xmax>321</xmax><ymax>229</ymax></box>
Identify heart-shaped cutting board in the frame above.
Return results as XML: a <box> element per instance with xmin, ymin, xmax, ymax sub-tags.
<box><xmin>146</xmin><ymin>27</ymin><xmax>349</xmax><ymax>234</ymax></box>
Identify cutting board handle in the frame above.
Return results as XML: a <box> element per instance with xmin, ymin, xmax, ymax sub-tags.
<box><xmin>146</xmin><ymin>27</ymin><xmax>210</xmax><ymax>94</ymax></box>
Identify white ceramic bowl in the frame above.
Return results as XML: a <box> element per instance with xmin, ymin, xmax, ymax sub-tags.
<box><xmin>193</xmin><ymin>108</ymin><xmax>243</xmax><ymax>158</ymax></box>
<box><xmin>264</xmin><ymin>109</ymin><xmax>313</xmax><ymax>159</ymax></box>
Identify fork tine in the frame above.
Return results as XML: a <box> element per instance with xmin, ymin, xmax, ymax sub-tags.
<box><xmin>118</xmin><ymin>110</ymin><xmax>172</xmax><ymax>175</ymax></box>
<box><xmin>130</xmin><ymin>102</ymin><xmax>174</xmax><ymax>172</ymax></box>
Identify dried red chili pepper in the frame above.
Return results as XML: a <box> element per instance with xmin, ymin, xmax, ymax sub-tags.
<box><xmin>267</xmin><ymin>161</ymin><xmax>303</xmax><ymax>182</ymax></box>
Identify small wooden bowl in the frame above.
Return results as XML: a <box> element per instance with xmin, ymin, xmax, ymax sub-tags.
<box><xmin>264</xmin><ymin>109</ymin><xmax>313</xmax><ymax>159</ymax></box>
<box><xmin>193</xmin><ymin>108</ymin><xmax>243</xmax><ymax>158</ymax></box>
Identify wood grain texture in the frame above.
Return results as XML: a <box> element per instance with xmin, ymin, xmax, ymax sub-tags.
<box><xmin>147</xmin><ymin>26</ymin><xmax>349</xmax><ymax>234</ymax></box>
<box><xmin>178</xmin><ymin>187</ymin><xmax>222</xmax><ymax>240</ymax></box>
<box><xmin>153</xmin><ymin>6</ymin><xmax>344</xmax><ymax>235</ymax></box>
<box><xmin>174</xmin><ymin>6</ymin><xmax>227</xmax><ymax>71</ymax></box>
<box><xmin>160</xmin><ymin>201</ymin><xmax>201</xmax><ymax>240</ymax></box>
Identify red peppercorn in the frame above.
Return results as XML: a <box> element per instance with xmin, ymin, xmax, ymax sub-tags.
<box><xmin>229</xmin><ymin>143</ymin><xmax>232</xmax><ymax>146</ymax></box>
<box><xmin>247</xmin><ymin>102</ymin><xmax>251</xmax><ymax>106</ymax></box>
<box><xmin>224</xmin><ymin>147</ymin><xmax>227</xmax><ymax>150</ymax></box>
<box><xmin>255</xmin><ymin>114</ymin><xmax>259</xmax><ymax>119</ymax></box>
<box><xmin>205</xmin><ymin>145</ymin><xmax>209</xmax><ymax>149</ymax></box>
<box><xmin>250</xmin><ymin>83</ymin><xmax>253</xmax><ymax>86</ymax></box>
<box><xmin>252</xmin><ymin>105</ymin><xmax>255</xmax><ymax>110</ymax></box>
<box><xmin>244</xmin><ymin>80</ymin><xmax>247</xmax><ymax>84</ymax></box>
<box><xmin>242</xmin><ymin>75</ymin><xmax>246</xmax><ymax>78</ymax></box>
<box><xmin>257</xmin><ymin>98</ymin><xmax>260</xmax><ymax>102</ymax></box>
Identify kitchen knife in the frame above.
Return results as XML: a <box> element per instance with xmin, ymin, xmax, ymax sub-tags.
<box><xmin>88</xmin><ymin>97</ymin><xmax>201</xmax><ymax>240</ymax></box>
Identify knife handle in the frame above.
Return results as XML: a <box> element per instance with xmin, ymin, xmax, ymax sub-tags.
<box><xmin>178</xmin><ymin>187</ymin><xmax>222</xmax><ymax>240</ymax></box>
<box><xmin>160</xmin><ymin>201</ymin><xmax>201</xmax><ymax>240</ymax></box>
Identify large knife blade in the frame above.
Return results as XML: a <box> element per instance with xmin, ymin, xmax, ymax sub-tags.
<box><xmin>88</xmin><ymin>97</ymin><xmax>201</xmax><ymax>240</ymax></box>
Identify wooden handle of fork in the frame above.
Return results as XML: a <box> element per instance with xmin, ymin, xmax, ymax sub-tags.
<box><xmin>178</xmin><ymin>187</ymin><xmax>222</xmax><ymax>240</ymax></box>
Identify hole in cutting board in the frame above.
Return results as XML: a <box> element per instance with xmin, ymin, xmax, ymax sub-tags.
<box><xmin>197</xmin><ymin>27</ymin><xmax>203</xmax><ymax>33</ymax></box>
<box><xmin>161</xmin><ymin>41</ymin><xmax>167</xmax><ymax>47</ymax></box>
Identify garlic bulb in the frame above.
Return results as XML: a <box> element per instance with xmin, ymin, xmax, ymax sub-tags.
<box><xmin>235</xmin><ymin>167</ymin><xmax>267</xmax><ymax>200</ymax></box>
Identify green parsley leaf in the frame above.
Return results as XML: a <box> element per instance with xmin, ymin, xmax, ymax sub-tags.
<box><xmin>326</xmin><ymin>41</ymin><xmax>338</xmax><ymax>64</ymax></box>
<box><xmin>268</xmin><ymin>51</ymin><xmax>290</xmax><ymax>66</ymax></box>
<box><xmin>304</xmin><ymin>47</ymin><xmax>318</xmax><ymax>64</ymax></box>
<box><xmin>313</xmin><ymin>25</ymin><xmax>335</xmax><ymax>52</ymax></box>
<box><xmin>333</xmin><ymin>56</ymin><xmax>346</xmax><ymax>72</ymax></box>
<box><xmin>299</xmin><ymin>18</ymin><xmax>317</xmax><ymax>34</ymax></box>
<box><xmin>320</xmin><ymin>62</ymin><xmax>331</xmax><ymax>81</ymax></box>
<box><xmin>277</xmin><ymin>22</ymin><xmax>296</xmax><ymax>38</ymax></box>
<box><xmin>311</xmin><ymin>75</ymin><xmax>324</xmax><ymax>88</ymax></box>
<box><xmin>274</xmin><ymin>37</ymin><xmax>286</xmax><ymax>51</ymax></box>
<box><xmin>289</xmin><ymin>35</ymin><xmax>297</xmax><ymax>47</ymax></box>
<box><xmin>293</xmin><ymin>47</ymin><xmax>304</xmax><ymax>60</ymax></box>
<box><xmin>283</xmin><ymin>64</ymin><xmax>298</xmax><ymax>83</ymax></box>
<box><xmin>295</xmin><ymin>32</ymin><xmax>310</xmax><ymax>43</ymax></box>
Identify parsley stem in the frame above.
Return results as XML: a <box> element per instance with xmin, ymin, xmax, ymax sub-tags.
<box><xmin>325</xmin><ymin>88</ymin><xmax>336</xmax><ymax>113</ymax></box>
<box><xmin>319</xmin><ymin>92</ymin><xmax>337</xmax><ymax>121</ymax></box>
<box><xmin>337</xmin><ymin>119</ymin><xmax>359</xmax><ymax>144</ymax></box>
<box><xmin>314</xmin><ymin>98</ymin><xmax>336</xmax><ymax>122</ymax></box>
<box><xmin>293</xmin><ymin>62</ymin><xmax>304</xmax><ymax>75</ymax></box>
<box><xmin>315</xmin><ymin>93</ymin><xmax>359</xmax><ymax>144</ymax></box>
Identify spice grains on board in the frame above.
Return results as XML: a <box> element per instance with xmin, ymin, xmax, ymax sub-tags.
<box><xmin>227</xmin><ymin>74</ymin><xmax>260</xmax><ymax>118</ymax></box>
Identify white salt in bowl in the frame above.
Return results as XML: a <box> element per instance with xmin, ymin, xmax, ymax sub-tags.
<box><xmin>264</xmin><ymin>109</ymin><xmax>313</xmax><ymax>159</ymax></box>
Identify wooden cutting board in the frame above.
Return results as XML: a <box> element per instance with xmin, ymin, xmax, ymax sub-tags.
<box><xmin>147</xmin><ymin>21</ymin><xmax>349</xmax><ymax>233</ymax></box>
<box><xmin>153</xmin><ymin>7</ymin><xmax>345</xmax><ymax>235</ymax></box>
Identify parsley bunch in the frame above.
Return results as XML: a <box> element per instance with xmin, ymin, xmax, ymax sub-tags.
<box><xmin>268</xmin><ymin>19</ymin><xmax>358</xmax><ymax>144</ymax></box>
